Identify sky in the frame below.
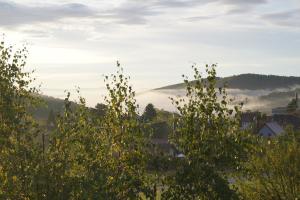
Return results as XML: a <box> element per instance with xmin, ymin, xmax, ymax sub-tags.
<box><xmin>1</xmin><ymin>0</ymin><xmax>300</xmax><ymax>106</ymax></box>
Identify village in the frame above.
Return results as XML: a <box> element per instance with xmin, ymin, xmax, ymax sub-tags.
<box><xmin>241</xmin><ymin>93</ymin><xmax>300</xmax><ymax>137</ymax></box>
<box><xmin>148</xmin><ymin>93</ymin><xmax>300</xmax><ymax>159</ymax></box>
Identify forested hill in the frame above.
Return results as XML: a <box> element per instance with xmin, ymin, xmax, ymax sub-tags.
<box><xmin>31</xmin><ymin>95</ymin><xmax>67</xmax><ymax>121</ymax></box>
<box><xmin>155</xmin><ymin>74</ymin><xmax>300</xmax><ymax>90</ymax></box>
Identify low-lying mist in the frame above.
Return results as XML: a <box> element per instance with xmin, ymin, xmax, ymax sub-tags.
<box><xmin>40</xmin><ymin>85</ymin><xmax>299</xmax><ymax>115</ymax></box>
<box><xmin>136</xmin><ymin>86</ymin><xmax>300</xmax><ymax>114</ymax></box>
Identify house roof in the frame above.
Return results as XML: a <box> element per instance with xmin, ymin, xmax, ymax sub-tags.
<box><xmin>176</xmin><ymin>153</ymin><xmax>185</xmax><ymax>158</ymax></box>
<box><xmin>273</xmin><ymin>114</ymin><xmax>300</xmax><ymax>129</ymax></box>
<box><xmin>265</xmin><ymin>122</ymin><xmax>284</xmax><ymax>135</ymax></box>
<box><xmin>241</xmin><ymin>112</ymin><xmax>260</xmax><ymax>123</ymax></box>
<box><xmin>151</xmin><ymin>138</ymin><xmax>181</xmax><ymax>154</ymax></box>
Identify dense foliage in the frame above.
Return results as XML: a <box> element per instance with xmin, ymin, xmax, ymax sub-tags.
<box><xmin>238</xmin><ymin>128</ymin><xmax>300</xmax><ymax>199</ymax></box>
<box><xmin>162</xmin><ymin>65</ymin><xmax>251</xmax><ymax>199</ymax></box>
<box><xmin>1</xmin><ymin>41</ymin><xmax>299</xmax><ymax>199</ymax></box>
<box><xmin>0</xmin><ymin>41</ymin><xmax>43</xmax><ymax>199</ymax></box>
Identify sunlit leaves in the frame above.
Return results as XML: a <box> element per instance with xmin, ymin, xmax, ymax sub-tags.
<box><xmin>164</xmin><ymin>64</ymin><xmax>248</xmax><ymax>199</ymax></box>
<box><xmin>0</xmin><ymin>40</ymin><xmax>42</xmax><ymax>199</ymax></box>
<box><xmin>102</xmin><ymin>62</ymin><xmax>151</xmax><ymax>199</ymax></box>
<box><xmin>238</xmin><ymin>130</ymin><xmax>300</xmax><ymax>199</ymax></box>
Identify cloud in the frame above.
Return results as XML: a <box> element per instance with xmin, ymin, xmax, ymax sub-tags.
<box><xmin>223</xmin><ymin>0</ymin><xmax>267</xmax><ymax>14</ymax></box>
<box><xmin>99</xmin><ymin>0</ymin><xmax>266</xmax><ymax>25</ymax></box>
<box><xmin>184</xmin><ymin>0</ymin><xmax>267</xmax><ymax>22</ymax></box>
<box><xmin>0</xmin><ymin>0</ymin><xmax>269</xmax><ymax>27</ymax></box>
<box><xmin>96</xmin><ymin>1</ymin><xmax>207</xmax><ymax>25</ymax></box>
<box><xmin>221</xmin><ymin>0</ymin><xmax>266</xmax><ymax>5</ymax></box>
<box><xmin>22</xmin><ymin>29</ymin><xmax>49</xmax><ymax>38</ymax></box>
<box><xmin>154</xmin><ymin>0</ymin><xmax>267</xmax><ymax>23</ymax></box>
<box><xmin>185</xmin><ymin>15</ymin><xmax>219</xmax><ymax>22</ymax></box>
<box><xmin>154</xmin><ymin>0</ymin><xmax>266</xmax><ymax>8</ymax></box>
<box><xmin>0</xmin><ymin>0</ymin><xmax>160</xmax><ymax>26</ymax></box>
<box><xmin>98</xmin><ymin>2</ymin><xmax>160</xmax><ymax>25</ymax></box>
<box><xmin>0</xmin><ymin>1</ymin><xmax>95</xmax><ymax>27</ymax></box>
<box><xmin>153</xmin><ymin>0</ymin><xmax>211</xmax><ymax>8</ymax></box>
<box><xmin>262</xmin><ymin>9</ymin><xmax>300</xmax><ymax>27</ymax></box>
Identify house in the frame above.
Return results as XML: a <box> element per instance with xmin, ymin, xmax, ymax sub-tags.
<box><xmin>272</xmin><ymin>114</ymin><xmax>300</xmax><ymax>130</ymax></box>
<box><xmin>258</xmin><ymin>122</ymin><xmax>284</xmax><ymax>137</ymax></box>
<box><xmin>151</xmin><ymin>138</ymin><xmax>179</xmax><ymax>157</ymax></box>
<box><xmin>272</xmin><ymin>107</ymin><xmax>288</xmax><ymax>115</ymax></box>
<box><xmin>176</xmin><ymin>153</ymin><xmax>185</xmax><ymax>158</ymax></box>
<box><xmin>241</xmin><ymin>111</ymin><xmax>271</xmax><ymax>135</ymax></box>
<box><xmin>150</xmin><ymin>121</ymin><xmax>181</xmax><ymax>157</ymax></box>
<box><xmin>240</xmin><ymin>111</ymin><xmax>261</xmax><ymax>130</ymax></box>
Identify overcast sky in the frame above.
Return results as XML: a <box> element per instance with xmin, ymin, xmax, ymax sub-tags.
<box><xmin>1</xmin><ymin>0</ymin><xmax>300</xmax><ymax>105</ymax></box>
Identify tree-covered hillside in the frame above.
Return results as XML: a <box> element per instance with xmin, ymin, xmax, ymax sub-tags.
<box><xmin>156</xmin><ymin>74</ymin><xmax>300</xmax><ymax>90</ymax></box>
<box><xmin>32</xmin><ymin>95</ymin><xmax>65</xmax><ymax>119</ymax></box>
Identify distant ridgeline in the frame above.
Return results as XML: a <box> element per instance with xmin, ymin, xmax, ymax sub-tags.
<box><xmin>155</xmin><ymin>74</ymin><xmax>300</xmax><ymax>90</ymax></box>
<box><xmin>32</xmin><ymin>74</ymin><xmax>300</xmax><ymax>122</ymax></box>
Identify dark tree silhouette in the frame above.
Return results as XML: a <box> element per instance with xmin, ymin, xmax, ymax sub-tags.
<box><xmin>94</xmin><ymin>103</ymin><xmax>107</xmax><ymax>117</ymax></box>
<box><xmin>143</xmin><ymin>103</ymin><xmax>157</xmax><ymax>121</ymax></box>
<box><xmin>287</xmin><ymin>93</ymin><xmax>299</xmax><ymax>113</ymax></box>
